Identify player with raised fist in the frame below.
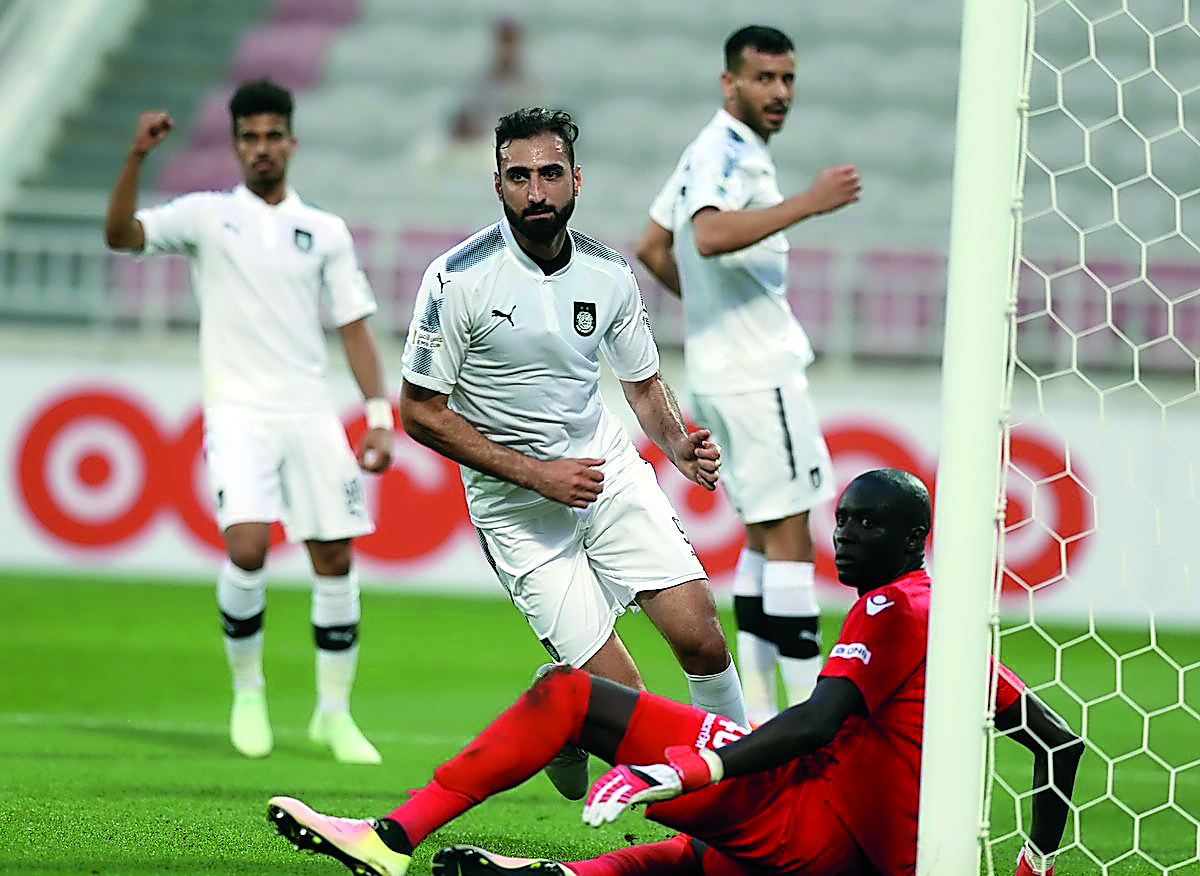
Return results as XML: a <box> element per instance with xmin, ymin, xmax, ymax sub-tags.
<box><xmin>105</xmin><ymin>79</ymin><xmax>393</xmax><ymax>765</ymax></box>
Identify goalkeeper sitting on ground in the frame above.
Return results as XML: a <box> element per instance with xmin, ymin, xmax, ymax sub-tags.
<box><xmin>267</xmin><ymin>468</ymin><xmax>1082</xmax><ymax>876</ymax></box>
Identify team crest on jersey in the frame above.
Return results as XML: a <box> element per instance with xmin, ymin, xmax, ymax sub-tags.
<box><xmin>573</xmin><ymin>301</ymin><xmax>596</xmax><ymax>336</ymax></box>
<box><xmin>293</xmin><ymin>228</ymin><xmax>313</xmax><ymax>252</ymax></box>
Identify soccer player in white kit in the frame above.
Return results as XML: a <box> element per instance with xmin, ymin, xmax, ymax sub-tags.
<box><xmin>104</xmin><ymin>80</ymin><xmax>394</xmax><ymax>764</ymax></box>
<box><xmin>399</xmin><ymin>108</ymin><xmax>747</xmax><ymax>798</ymax></box>
<box><xmin>636</xmin><ymin>27</ymin><xmax>862</xmax><ymax>724</ymax></box>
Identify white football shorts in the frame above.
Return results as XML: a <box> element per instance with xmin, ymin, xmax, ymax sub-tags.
<box><xmin>203</xmin><ymin>406</ymin><xmax>374</xmax><ymax>542</ymax></box>
<box><xmin>476</xmin><ymin>457</ymin><xmax>707</xmax><ymax>667</ymax></box>
<box><xmin>691</xmin><ymin>373</ymin><xmax>834</xmax><ymax>524</ymax></box>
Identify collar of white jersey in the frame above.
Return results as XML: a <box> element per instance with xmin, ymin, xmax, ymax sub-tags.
<box><xmin>233</xmin><ymin>183</ymin><xmax>301</xmax><ymax>211</ymax></box>
<box><xmin>499</xmin><ymin>215</ymin><xmax>574</xmax><ymax>277</ymax></box>
<box><xmin>713</xmin><ymin>107</ymin><xmax>770</xmax><ymax>153</ymax></box>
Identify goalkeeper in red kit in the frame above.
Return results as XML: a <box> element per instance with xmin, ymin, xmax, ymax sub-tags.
<box><xmin>267</xmin><ymin>469</ymin><xmax>1082</xmax><ymax>876</ymax></box>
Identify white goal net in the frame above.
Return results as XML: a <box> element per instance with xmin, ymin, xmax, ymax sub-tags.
<box><xmin>986</xmin><ymin>1</ymin><xmax>1200</xmax><ymax>873</ymax></box>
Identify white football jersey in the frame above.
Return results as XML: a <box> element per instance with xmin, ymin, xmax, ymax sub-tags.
<box><xmin>402</xmin><ymin>217</ymin><xmax>660</xmax><ymax>526</ymax></box>
<box><xmin>136</xmin><ymin>184</ymin><xmax>377</xmax><ymax>413</ymax></box>
<box><xmin>649</xmin><ymin>109</ymin><xmax>814</xmax><ymax>395</ymax></box>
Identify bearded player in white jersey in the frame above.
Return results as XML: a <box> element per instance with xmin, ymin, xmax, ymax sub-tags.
<box><xmin>637</xmin><ymin>26</ymin><xmax>861</xmax><ymax>724</ymax></box>
<box><xmin>400</xmin><ymin>108</ymin><xmax>747</xmax><ymax>800</ymax></box>
<box><xmin>104</xmin><ymin>79</ymin><xmax>393</xmax><ymax>765</ymax></box>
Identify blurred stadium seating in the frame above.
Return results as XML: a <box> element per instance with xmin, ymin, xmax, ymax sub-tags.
<box><xmin>0</xmin><ymin>0</ymin><xmax>1196</xmax><ymax>373</ymax></box>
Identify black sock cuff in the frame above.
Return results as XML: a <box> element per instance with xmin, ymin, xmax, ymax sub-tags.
<box><xmin>734</xmin><ymin>595</ymin><xmax>771</xmax><ymax>639</ymax></box>
<box><xmin>313</xmin><ymin>623</ymin><xmax>358</xmax><ymax>651</ymax></box>
<box><xmin>374</xmin><ymin>816</ymin><xmax>414</xmax><ymax>854</ymax></box>
<box><xmin>221</xmin><ymin>610</ymin><xmax>264</xmax><ymax>638</ymax></box>
<box><xmin>768</xmin><ymin>613</ymin><xmax>821</xmax><ymax>659</ymax></box>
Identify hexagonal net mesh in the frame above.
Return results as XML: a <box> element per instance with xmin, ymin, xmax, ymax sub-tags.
<box><xmin>984</xmin><ymin>1</ymin><xmax>1200</xmax><ymax>873</ymax></box>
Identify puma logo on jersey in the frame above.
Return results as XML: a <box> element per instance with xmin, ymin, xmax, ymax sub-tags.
<box><xmin>865</xmin><ymin>593</ymin><xmax>895</xmax><ymax>616</ymax></box>
<box><xmin>491</xmin><ymin>306</ymin><xmax>516</xmax><ymax>326</ymax></box>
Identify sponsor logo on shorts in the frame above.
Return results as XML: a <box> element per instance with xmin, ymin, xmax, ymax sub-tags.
<box><xmin>540</xmin><ymin>638</ymin><xmax>561</xmax><ymax>663</ymax></box>
<box><xmin>809</xmin><ymin>466</ymin><xmax>822</xmax><ymax>489</ymax></box>
<box><xmin>344</xmin><ymin>479</ymin><xmax>365</xmax><ymax>516</ymax></box>
<box><xmin>829</xmin><ymin>642</ymin><xmax>872</xmax><ymax>664</ymax></box>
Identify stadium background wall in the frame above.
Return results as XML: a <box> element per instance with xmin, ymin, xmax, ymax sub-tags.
<box><xmin>1</xmin><ymin>348</ymin><xmax>1191</xmax><ymax>628</ymax></box>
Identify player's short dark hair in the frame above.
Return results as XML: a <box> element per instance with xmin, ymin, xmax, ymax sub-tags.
<box><xmin>494</xmin><ymin>107</ymin><xmax>579</xmax><ymax>169</ymax></box>
<box><xmin>724</xmin><ymin>25</ymin><xmax>795</xmax><ymax>72</ymax></box>
<box><xmin>861</xmin><ymin>468</ymin><xmax>933</xmax><ymax>531</ymax></box>
<box><xmin>229</xmin><ymin>79</ymin><xmax>294</xmax><ymax>136</ymax></box>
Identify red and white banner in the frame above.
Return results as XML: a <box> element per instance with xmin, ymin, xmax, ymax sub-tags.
<box><xmin>2</xmin><ymin>353</ymin><xmax>1196</xmax><ymax>625</ymax></box>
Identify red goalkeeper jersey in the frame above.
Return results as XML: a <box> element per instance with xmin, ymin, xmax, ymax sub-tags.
<box><xmin>818</xmin><ymin>570</ymin><xmax>1026</xmax><ymax>876</ymax></box>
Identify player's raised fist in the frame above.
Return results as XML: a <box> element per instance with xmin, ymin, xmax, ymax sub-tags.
<box><xmin>807</xmin><ymin>164</ymin><xmax>861</xmax><ymax>214</ymax></box>
<box><xmin>131</xmin><ymin>111</ymin><xmax>174</xmax><ymax>157</ymax></box>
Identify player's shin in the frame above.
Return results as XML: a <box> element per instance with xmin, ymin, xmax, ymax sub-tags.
<box><xmin>383</xmin><ymin>667</ymin><xmax>594</xmax><ymax>847</ymax></box>
<box><xmin>763</xmin><ymin>561</ymin><xmax>821</xmax><ymax>705</ymax></box>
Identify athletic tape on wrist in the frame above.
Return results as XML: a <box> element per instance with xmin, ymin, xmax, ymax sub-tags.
<box><xmin>365</xmin><ymin>397</ymin><xmax>394</xmax><ymax>431</ymax></box>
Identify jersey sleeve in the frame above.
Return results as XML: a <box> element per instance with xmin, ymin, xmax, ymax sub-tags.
<box><xmin>322</xmin><ymin>220</ymin><xmax>377</xmax><ymax>327</ymax></box>
<box><xmin>819</xmin><ymin>590</ymin><xmax>924</xmax><ymax>714</ymax></box>
<box><xmin>679</xmin><ymin>137</ymin><xmax>754</xmax><ymax>218</ymax></box>
<box><xmin>647</xmin><ymin>167</ymin><xmax>679</xmax><ymax>231</ymax></box>
<box><xmin>992</xmin><ymin>658</ymin><xmax>1027</xmax><ymax>713</ymax></box>
<box><xmin>134</xmin><ymin>192</ymin><xmax>208</xmax><ymax>256</ymax></box>
<box><xmin>401</xmin><ymin>263</ymin><xmax>472</xmax><ymax>395</ymax></box>
<box><xmin>600</xmin><ymin>267</ymin><xmax>660</xmax><ymax>382</ymax></box>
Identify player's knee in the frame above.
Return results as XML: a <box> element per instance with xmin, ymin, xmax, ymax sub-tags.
<box><xmin>674</xmin><ymin>631</ymin><xmax>733</xmax><ymax>675</ymax></box>
<box><xmin>308</xmin><ymin>540</ymin><xmax>352</xmax><ymax>576</ymax></box>
<box><xmin>227</xmin><ymin>546</ymin><xmax>267</xmax><ymax>572</ymax></box>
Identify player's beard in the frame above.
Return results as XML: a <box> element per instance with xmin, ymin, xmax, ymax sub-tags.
<box><xmin>504</xmin><ymin>196</ymin><xmax>576</xmax><ymax>245</ymax></box>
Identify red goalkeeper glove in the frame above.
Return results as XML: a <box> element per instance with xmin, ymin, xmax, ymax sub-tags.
<box><xmin>1015</xmin><ymin>844</ymin><xmax>1056</xmax><ymax>876</ymax></box>
<box><xmin>581</xmin><ymin>745</ymin><xmax>719</xmax><ymax>826</ymax></box>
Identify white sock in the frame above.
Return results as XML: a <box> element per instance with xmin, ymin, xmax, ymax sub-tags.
<box><xmin>764</xmin><ymin>560</ymin><xmax>822</xmax><ymax>705</ymax></box>
<box><xmin>310</xmin><ymin>571</ymin><xmax>361</xmax><ymax>628</ymax></box>
<box><xmin>732</xmin><ymin>548</ymin><xmax>777</xmax><ymax>724</ymax></box>
<box><xmin>224</xmin><ymin>630</ymin><xmax>265</xmax><ymax>691</ymax></box>
<box><xmin>778</xmin><ymin>655</ymin><xmax>822</xmax><ymax>706</ymax></box>
<box><xmin>217</xmin><ymin>559</ymin><xmax>266</xmax><ymax>690</ymax></box>
<box><xmin>311</xmin><ymin>571</ymin><xmax>361</xmax><ymax>714</ymax></box>
<box><xmin>736</xmin><ymin>631</ymin><xmax>779</xmax><ymax>726</ymax></box>
<box><xmin>686</xmin><ymin>658</ymin><xmax>748</xmax><ymax>727</ymax></box>
<box><xmin>315</xmin><ymin>645</ymin><xmax>358</xmax><ymax>715</ymax></box>
<box><xmin>218</xmin><ymin>558</ymin><xmax>265</xmax><ymax>620</ymax></box>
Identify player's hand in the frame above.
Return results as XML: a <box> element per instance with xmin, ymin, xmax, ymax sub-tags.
<box><xmin>130</xmin><ymin>111</ymin><xmax>173</xmax><ymax>157</ymax></box>
<box><xmin>582</xmin><ymin>745</ymin><xmax>715</xmax><ymax>827</ymax></box>
<box><xmin>672</xmin><ymin>429</ymin><xmax>720</xmax><ymax>491</ymax></box>
<box><xmin>533</xmin><ymin>458</ymin><xmax>605</xmax><ymax>508</ymax></box>
<box><xmin>357</xmin><ymin>428</ymin><xmax>394</xmax><ymax>473</ymax></box>
<box><xmin>806</xmin><ymin>165</ymin><xmax>861</xmax><ymax>215</ymax></box>
<box><xmin>1015</xmin><ymin>844</ymin><xmax>1055</xmax><ymax>876</ymax></box>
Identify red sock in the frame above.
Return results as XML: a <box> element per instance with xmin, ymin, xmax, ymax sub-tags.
<box><xmin>567</xmin><ymin>835</ymin><xmax>702</xmax><ymax>876</ymax></box>
<box><xmin>385</xmin><ymin>667</ymin><xmax>592</xmax><ymax>846</ymax></box>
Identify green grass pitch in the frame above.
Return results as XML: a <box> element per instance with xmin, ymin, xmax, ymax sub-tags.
<box><xmin>1</xmin><ymin>573</ymin><xmax>1196</xmax><ymax>875</ymax></box>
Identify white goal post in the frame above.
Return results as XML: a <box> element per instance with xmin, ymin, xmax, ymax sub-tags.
<box><xmin>923</xmin><ymin>1</ymin><xmax>1200</xmax><ymax>874</ymax></box>
<box><xmin>918</xmin><ymin>0</ymin><xmax>1028</xmax><ymax>874</ymax></box>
